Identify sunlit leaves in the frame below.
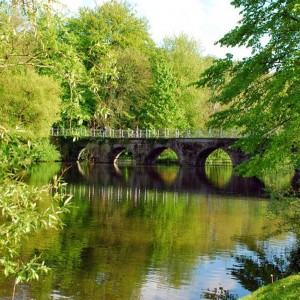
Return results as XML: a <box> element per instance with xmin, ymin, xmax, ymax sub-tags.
<box><xmin>64</xmin><ymin>0</ymin><xmax>154</xmax><ymax>129</ymax></box>
<box><xmin>0</xmin><ymin>126</ymin><xmax>34</xmax><ymax>178</ymax></box>
<box><xmin>197</xmin><ymin>0</ymin><xmax>300</xmax><ymax>177</ymax></box>
<box><xmin>162</xmin><ymin>34</ymin><xmax>215</xmax><ymax>129</ymax></box>
<box><xmin>0</xmin><ymin>69</ymin><xmax>61</xmax><ymax>138</ymax></box>
<box><xmin>0</xmin><ymin>127</ymin><xmax>71</xmax><ymax>290</ymax></box>
<box><xmin>140</xmin><ymin>58</ymin><xmax>187</xmax><ymax>129</ymax></box>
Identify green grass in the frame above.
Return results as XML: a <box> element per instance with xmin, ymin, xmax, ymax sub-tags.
<box><xmin>241</xmin><ymin>275</ymin><xmax>300</xmax><ymax>300</ymax></box>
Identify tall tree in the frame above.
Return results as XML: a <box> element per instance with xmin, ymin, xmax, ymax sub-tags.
<box><xmin>162</xmin><ymin>34</ymin><xmax>214</xmax><ymax>129</ymax></box>
<box><xmin>197</xmin><ymin>0</ymin><xmax>300</xmax><ymax>177</ymax></box>
<box><xmin>139</xmin><ymin>56</ymin><xmax>187</xmax><ymax>129</ymax></box>
<box><xmin>112</xmin><ymin>47</ymin><xmax>153</xmax><ymax>128</ymax></box>
<box><xmin>65</xmin><ymin>0</ymin><xmax>154</xmax><ymax>129</ymax></box>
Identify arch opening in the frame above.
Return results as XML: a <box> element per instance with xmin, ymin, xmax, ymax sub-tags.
<box><xmin>202</xmin><ymin>149</ymin><xmax>233</xmax><ymax>188</ymax></box>
<box><xmin>206</xmin><ymin>149</ymin><xmax>232</xmax><ymax>166</ymax></box>
<box><xmin>115</xmin><ymin>149</ymin><xmax>135</xmax><ymax>165</ymax></box>
<box><xmin>111</xmin><ymin>147</ymin><xmax>135</xmax><ymax>165</ymax></box>
<box><xmin>78</xmin><ymin>147</ymin><xmax>94</xmax><ymax>162</ymax></box>
<box><xmin>190</xmin><ymin>148</ymin><xmax>233</xmax><ymax>188</ymax></box>
<box><xmin>196</xmin><ymin>148</ymin><xmax>232</xmax><ymax>166</ymax></box>
<box><xmin>147</xmin><ymin>147</ymin><xmax>179</xmax><ymax>165</ymax></box>
<box><xmin>157</xmin><ymin>148</ymin><xmax>179</xmax><ymax>164</ymax></box>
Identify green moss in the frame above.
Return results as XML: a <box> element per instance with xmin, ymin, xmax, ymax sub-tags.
<box><xmin>241</xmin><ymin>275</ymin><xmax>300</xmax><ymax>300</ymax></box>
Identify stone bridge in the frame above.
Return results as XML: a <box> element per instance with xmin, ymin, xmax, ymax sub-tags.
<box><xmin>51</xmin><ymin>136</ymin><xmax>247</xmax><ymax>166</ymax></box>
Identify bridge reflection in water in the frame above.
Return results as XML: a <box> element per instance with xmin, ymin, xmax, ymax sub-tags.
<box><xmin>68</xmin><ymin>184</ymin><xmax>182</xmax><ymax>204</ymax></box>
<box><xmin>63</xmin><ymin>163</ymin><xmax>265</xmax><ymax>201</ymax></box>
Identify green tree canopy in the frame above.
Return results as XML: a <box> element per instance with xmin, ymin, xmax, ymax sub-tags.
<box><xmin>0</xmin><ymin>69</ymin><xmax>61</xmax><ymax>138</ymax></box>
<box><xmin>162</xmin><ymin>34</ymin><xmax>214</xmax><ymax>129</ymax></box>
<box><xmin>0</xmin><ymin>0</ymin><xmax>64</xmax><ymax>70</ymax></box>
<box><xmin>197</xmin><ymin>0</ymin><xmax>300</xmax><ymax>177</ymax></box>
<box><xmin>140</xmin><ymin>56</ymin><xmax>187</xmax><ymax>129</ymax></box>
<box><xmin>65</xmin><ymin>0</ymin><xmax>155</xmax><ymax>129</ymax></box>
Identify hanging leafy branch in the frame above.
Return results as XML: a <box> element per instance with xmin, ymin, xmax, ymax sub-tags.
<box><xmin>0</xmin><ymin>126</ymin><xmax>72</xmax><ymax>298</ymax></box>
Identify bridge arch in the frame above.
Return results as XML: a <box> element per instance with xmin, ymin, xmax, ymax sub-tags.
<box><xmin>77</xmin><ymin>143</ymin><xmax>100</xmax><ymax>162</ymax></box>
<box><xmin>144</xmin><ymin>146</ymin><xmax>179</xmax><ymax>165</ymax></box>
<box><xmin>108</xmin><ymin>146</ymin><xmax>129</xmax><ymax>163</ymax></box>
<box><xmin>78</xmin><ymin>147</ymin><xmax>88</xmax><ymax>161</ymax></box>
<box><xmin>196</xmin><ymin>147</ymin><xmax>233</xmax><ymax>166</ymax></box>
<box><xmin>75</xmin><ymin>143</ymin><xmax>131</xmax><ymax>164</ymax></box>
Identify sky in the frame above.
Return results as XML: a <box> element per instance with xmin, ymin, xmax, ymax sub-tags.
<box><xmin>60</xmin><ymin>0</ymin><xmax>251</xmax><ymax>59</ymax></box>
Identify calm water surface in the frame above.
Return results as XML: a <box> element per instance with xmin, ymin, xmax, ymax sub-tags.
<box><xmin>0</xmin><ymin>163</ymin><xmax>297</xmax><ymax>299</ymax></box>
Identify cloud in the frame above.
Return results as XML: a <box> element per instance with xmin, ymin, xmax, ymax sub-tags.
<box><xmin>59</xmin><ymin>0</ymin><xmax>251</xmax><ymax>59</ymax></box>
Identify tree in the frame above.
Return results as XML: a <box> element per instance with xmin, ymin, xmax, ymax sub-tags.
<box><xmin>162</xmin><ymin>34</ymin><xmax>214</xmax><ymax>129</ymax></box>
<box><xmin>65</xmin><ymin>0</ymin><xmax>155</xmax><ymax>129</ymax></box>
<box><xmin>0</xmin><ymin>69</ymin><xmax>61</xmax><ymax>138</ymax></box>
<box><xmin>139</xmin><ymin>57</ymin><xmax>188</xmax><ymax>129</ymax></box>
<box><xmin>197</xmin><ymin>0</ymin><xmax>300</xmax><ymax>177</ymax></box>
<box><xmin>112</xmin><ymin>47</ymin><xmax>153</xmax><ymax>128</ymax></box>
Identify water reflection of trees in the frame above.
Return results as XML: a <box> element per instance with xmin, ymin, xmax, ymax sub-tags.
<box><xmin>205</xmin><ymin>165</ymin><xmax>233</xmax><ymax>188</ymax></box>
<box><xmin>5</xmin><ymin>163</ymin><xmax>298</xmax><ymax>299</ymax></box>
<box><xmin>229</xmin><ymin>236</ymin><xmax>298</xmax><ymax>292</ymax></box>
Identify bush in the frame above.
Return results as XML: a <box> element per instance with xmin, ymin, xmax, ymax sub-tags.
<box><xmin>34</xmin><ymin>138</ymin><xmax>61</xmax><ymax>162</ymax></box>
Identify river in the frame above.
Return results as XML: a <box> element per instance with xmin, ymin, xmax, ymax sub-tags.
<box><xmin>0</xmin><ymin>163</ymin><xmax>297</xmax><ymax>299</ymax></box>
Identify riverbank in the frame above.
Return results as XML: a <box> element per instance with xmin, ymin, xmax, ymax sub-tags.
<box><xmin>241</xmin><ymin>274</ymin><xmax>300</xmax><ymax>299</ymax></box>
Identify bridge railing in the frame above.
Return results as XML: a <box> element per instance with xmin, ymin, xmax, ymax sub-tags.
<box><xmin>50</xmin><ymin>128</ymin><xmax>240</xmax><ymax>139</ymax></box>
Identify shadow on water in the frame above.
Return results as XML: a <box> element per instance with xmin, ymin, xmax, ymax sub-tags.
<box><xmin>63</xmin><ymin>162</ymin><xmax>266</xmax><ymax>197</ymax></box>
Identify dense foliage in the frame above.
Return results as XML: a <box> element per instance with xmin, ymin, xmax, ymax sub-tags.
<box><xmin>197</xmin><ymin>0</ymin><xmax>300</xmax><ymax>177</ymax></box>
<box><xmin>0</xmin><ymin>69</ymin><xmax>61</xmax><ymax>139</ymax></box>
<box><xmin>162</xmin><ymin>34</ymin><xmax>215</xmax><ymax>129</ymax></box>
<box><xmin>0</xmin><ymin>1</ymin><xmax>69</xmax><ymax>297</ymax></box>
<box><xmin>0</xmin><ymin>0</ymin><xmax>215</xmax><ymax>136</ymax></box>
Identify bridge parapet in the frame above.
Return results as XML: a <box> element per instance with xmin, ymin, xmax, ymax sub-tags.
<box><xmin>51</xmin><ymin>127</ymin><xmax>240</xmax><ymax>139</ymax></box>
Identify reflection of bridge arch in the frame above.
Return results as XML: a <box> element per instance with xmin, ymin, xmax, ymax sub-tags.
<box><xmin>65</xmin><ymin>163</ymin><xmax>264</xmax><ymax>197</ymax></box>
